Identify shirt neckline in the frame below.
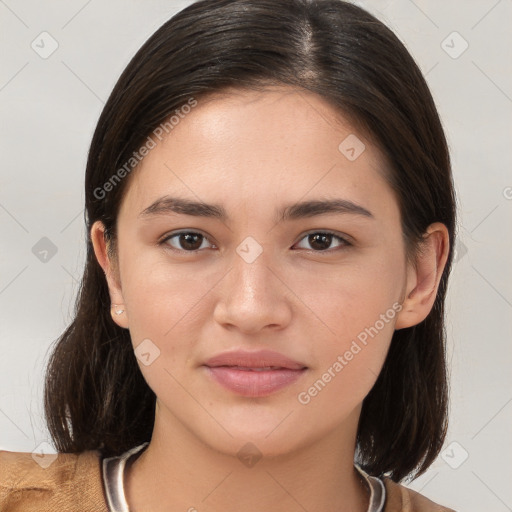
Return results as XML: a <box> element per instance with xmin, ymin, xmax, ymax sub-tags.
<box><xmin>102</xmin><ymin>443</ymin><xmax>386</xmax><ymax>512</ymax></box>
<box><xmin>102</xmin><ymin>442</ymin><xmax>149</xmax><ymax>512</ymax></box>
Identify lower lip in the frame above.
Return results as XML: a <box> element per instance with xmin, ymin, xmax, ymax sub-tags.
<box><xmin>204</xmin><ymin>366</ymin><xmax>307</xmax><ymax>397</ymax></box>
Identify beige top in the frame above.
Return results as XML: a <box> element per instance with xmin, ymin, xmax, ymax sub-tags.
<box><xmin>0</xmin><ymin>447</ymin><xmax>457</xmax><ymax>511</ymax></box>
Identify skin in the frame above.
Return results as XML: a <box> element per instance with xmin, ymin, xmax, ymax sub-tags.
<box><xmin>91</xmin><ymin>86</ymin><xmax>449</xmax><ymax>512</ymax></box>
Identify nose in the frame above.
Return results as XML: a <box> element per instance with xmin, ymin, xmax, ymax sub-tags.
<box><xmin>213</xmin><ymin>247</ymin><xmax>293</xmax><ymax>334</ymax></box>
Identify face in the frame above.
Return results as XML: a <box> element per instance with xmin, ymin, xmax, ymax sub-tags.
<box><xmin>96</xmin><ymin>86</ymin><xmax>412</xmax><ymax>458</ymax></box>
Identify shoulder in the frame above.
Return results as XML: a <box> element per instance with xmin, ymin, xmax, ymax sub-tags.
<box><xmin>0</xmin><ymin>448</ymin><xmax>109</xmax><ymax>512</ymax></box>
<box><xmin>383</xmin><ymin>477</ymin><xmax>457</xmax><ymax>512</ymax></box>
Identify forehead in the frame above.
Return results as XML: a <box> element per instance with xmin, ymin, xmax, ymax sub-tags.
<box><xmin>119</xmin><ymin>86</ymin><xmax>397</xmax><ymax>223</ymax></box>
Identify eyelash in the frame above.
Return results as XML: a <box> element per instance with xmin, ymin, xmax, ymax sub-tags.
<box><xmin>158</xmin><ymin>230</ymin><xmax>352</xmax><ymax>254</ymax></box>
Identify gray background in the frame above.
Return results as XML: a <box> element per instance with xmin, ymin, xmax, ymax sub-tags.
<box><xmin>1</xmin><ymin>1</ymin><xmax>511</xmax><ymax>510</ymax></box>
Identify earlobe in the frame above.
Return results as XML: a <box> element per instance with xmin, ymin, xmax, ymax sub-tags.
<box><xmin>395</xmin><ymin>222</ymin><xmax>450</xmax><ymax>330</ymax></box>
<box><xmin>90</xmin><ymin>220</ymin><xmax>129</xmax><ymax>329</ymax></box>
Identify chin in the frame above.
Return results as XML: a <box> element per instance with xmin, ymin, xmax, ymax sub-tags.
<box><xmin>189</xmin><ymin>409</ymin><xmax>314</xmax><ymax>462</ymax></box>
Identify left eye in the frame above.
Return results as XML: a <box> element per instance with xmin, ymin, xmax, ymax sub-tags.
<box><xmin>293</xmin><ymin>231</ymin><xmax>350</xmax><ymax>252</ymax></box>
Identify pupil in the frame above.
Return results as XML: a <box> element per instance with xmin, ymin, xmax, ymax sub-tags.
<box><xmin>181</xmin><ymin>233</ymin><xmax>202</xmax><ymax>250</ymax></box>
<box><xmin>309</xmin><ymin>233</ymin><xmax>331</xmax><ymax>250</ymax></box>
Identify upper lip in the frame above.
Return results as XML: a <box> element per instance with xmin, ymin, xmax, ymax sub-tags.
<box><xmin>203</xmin><ymin>349</ymin><xmax>307</xmax><ymax>370</ymax></box>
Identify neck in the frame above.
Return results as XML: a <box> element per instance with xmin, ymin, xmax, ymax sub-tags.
<box><xmin>125</xmin><ymin>403</ymin><xmax>369</xmax><ymax>512</ymax></box>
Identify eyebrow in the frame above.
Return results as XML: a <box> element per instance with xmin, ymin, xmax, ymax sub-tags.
<box><xmin>138</xmin><ymin>195</ymin><xmax>374</xmax><ymax>223</ymax></box>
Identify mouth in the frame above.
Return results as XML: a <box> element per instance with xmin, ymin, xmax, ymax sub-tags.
<box><xmin>202</xmin><ymin>350</ymin><xmax>308</xmax><ymax>397</ymax></box>
<box><xmin>221</xmin><ymin>366</ymin><xmax>286</xmax><ymax>371</ymax></box>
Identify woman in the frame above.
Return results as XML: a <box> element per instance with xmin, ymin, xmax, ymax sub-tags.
<box><xmin>0</xmin><ymin>0</ymin><xmax>457</xmax><ymax>510</ymax></box>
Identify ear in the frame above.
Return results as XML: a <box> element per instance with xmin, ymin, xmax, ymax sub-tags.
<box><xmin>395</xmin><ymin>222</ymin><xmax>450</xmax><ymax>330</ymax></box>
<box><xmin>90</xmin><ymin>220</ymin><xmax>129</xmax><ymax>329</ymax></box>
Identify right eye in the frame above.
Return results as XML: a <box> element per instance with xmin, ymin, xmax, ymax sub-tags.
<box><xmin>160</xmin><ymin>231</ymin><xmax>217</xmax><ymax>252</ymax></box>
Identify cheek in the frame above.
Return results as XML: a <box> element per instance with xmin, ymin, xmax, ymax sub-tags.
<box><xmin>282</xmin><ymin>245</ymin><xmax>405</xmax><ymax>338</ymax></box>
<box><xmin>285</xmin><ymin>249</ymin><xmax>404</xmax><ymax>397</ymax></box>
<box><xmin>120</xmin><ymin>261</ymin><xmax>210</xmax><ymax>400</ymax></box>
<box><xmin>118</xmin><ymin>255</ymin><xmax>193</xmax><ymax>336</ymax></box>
<box><xmin>295</xmin><ymin>311</ymin><xmax>397</xmax><ymax>417</ymax></box>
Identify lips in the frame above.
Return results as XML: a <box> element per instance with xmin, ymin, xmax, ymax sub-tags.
<box><xmin>203</xmin><ymin>349</ymin><xmax>307</xmax><ymax>397</ymax></box>
<box><xmin>204</xmin><ymin>349</ymin><xmax>306</xmax><ymax>370</ymax></box>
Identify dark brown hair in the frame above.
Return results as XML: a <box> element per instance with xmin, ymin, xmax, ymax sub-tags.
<box><xmin>44</xmin><ymin>0</ymin><xmax>456</xmax><ymax>482</ymax></box>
